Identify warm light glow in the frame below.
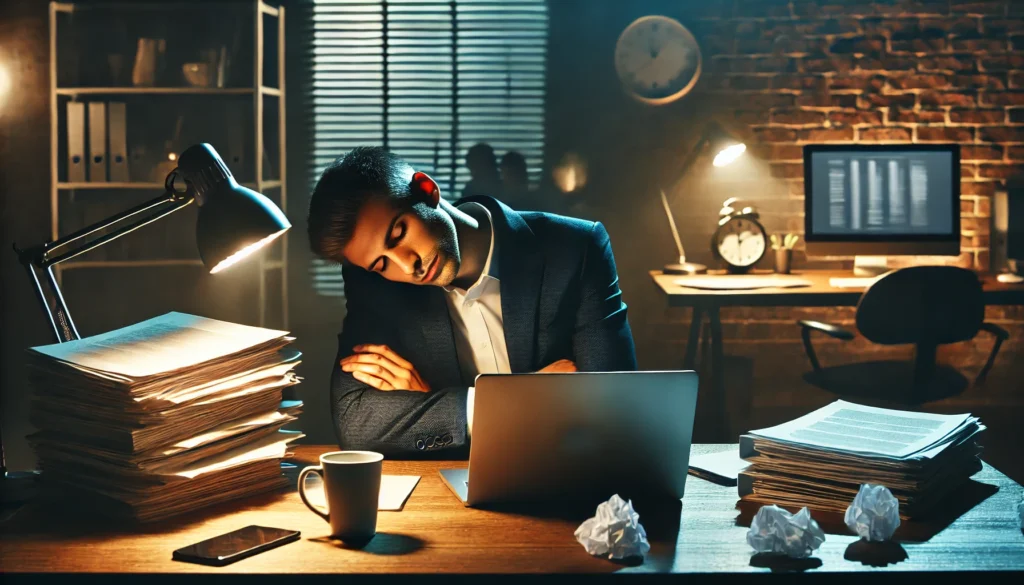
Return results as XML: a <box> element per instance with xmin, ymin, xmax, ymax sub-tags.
<box><xmin>552</xmin><ymin>152</ymin><xmax>587</xmax><ymax>193</ymax></box>
<box><xmin>168</xmin><ymin>153</ymin><xmax>177</xmax><ymax>161</ymax></box>
<box><xmin>713</xmin><ymin>143</ymin><xmax>746</xmax><ymax>167</ymax></box>
<box><xmin>210</xmin><ymin>229</ymin><xmax>287</xmax><ymax>274</ymax></box>
<box><xmin>0</xmin><ymin>61</ymin><xmax>10</xmax><ymax>111</ymax></box>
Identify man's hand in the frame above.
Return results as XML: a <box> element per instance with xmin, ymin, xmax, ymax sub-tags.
<box><xmin>537</xmin><ymin>359</ymin><xmax>577</xmax><ymax>373</ymax></box>
<box><xmin>340</xmin><ymin>344</ymin><xmax>431</xmax><ymax>392</ymax></box>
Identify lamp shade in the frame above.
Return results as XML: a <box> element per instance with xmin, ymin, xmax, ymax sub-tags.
<box><xmin>176</xmin><ymin>143</ymin><xmax>291</xmax><ymax>273</ymax></box>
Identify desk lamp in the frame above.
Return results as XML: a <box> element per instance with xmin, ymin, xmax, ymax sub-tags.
<box><xmin>2</xmin><ymin>143</ymin><xmax>291</xmax><ymax>502</ymax></box>
<box><xmin>661</xmin><ymin>122</ymin><xmax>746</xmax><ymax>275</ymax></box>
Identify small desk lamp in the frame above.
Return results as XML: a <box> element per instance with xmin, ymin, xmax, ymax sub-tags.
<box><xmin>661</xmin><ymin>122</ymin><xmax>747</xmax><ymax>275</ymax></box>
<box><xmin>2</xmin><ymin>143</ymin><xmax>290</xmax><ymax>501</ymax></box>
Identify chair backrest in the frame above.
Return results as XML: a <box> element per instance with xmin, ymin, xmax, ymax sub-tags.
<box><xmin>856</xmin><ymin>266</ymin><xmax>984</xmax><ymax>346</ymax></box>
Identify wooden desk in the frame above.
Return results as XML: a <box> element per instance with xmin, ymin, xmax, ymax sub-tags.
<box><xmin>651</xmin><ymin>270</ymin><xmax>1024</xmax><ymax>440</ymax></box>
<box><xmin>2</xmin><ymin>445</ymin><xmax>1023</xmax><ymax>579</ymax></box>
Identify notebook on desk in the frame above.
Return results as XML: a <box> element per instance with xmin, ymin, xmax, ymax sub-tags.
<box><xmin>673</xmin><ymin>274</ymin><xmax>813</xmax><ymax>290</ymax></box>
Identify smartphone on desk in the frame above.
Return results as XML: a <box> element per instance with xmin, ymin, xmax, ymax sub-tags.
<box><xmin>172</xmin><ymin>525</ymin><xmax>301</xmax><ymax>567</ymax></box>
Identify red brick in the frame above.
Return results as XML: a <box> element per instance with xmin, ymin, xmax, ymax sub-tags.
<box><xmin>774</xmin><ymin>75</ymin><xmax>827</xmax><ymax>91</ymax></box>
<box><xmin>951</xmin><ymin>2</ymin><xmax>1008</xmax><ymax>16</ymax></box>
<box><xmin>980</xmin><ymin>92</ymin><xmax>1024</xmax><ymax>106</ymax></box>
<box><xmin>733</xmin><ymin>110</ymin><xmax>772</xmax><ymax>125</ymax></box>
<box><xmin>962</xmin><ymin>181</ymin><xmax>998</xmax><ymax>195</ymax></box>
<box><xmin>954</xmin><ymin>74</ymin><xmax>1008</xmax><ymax>90</ymax></box>
<box><xmin>770</xmin><ymin>163</ymin><xmax>804</xmax><ymax>179</ymax></box>
<box><xmin>798</xmin><ymin>127</ymin><xmax>856</xmax><ymax>141</ymax></box>
<box><xmin>743</xmin><ymin>93</ymin><xmax>798</xmax><ymax>108</ymax></box>
<box><xmin>962</xmin><ymin>164</ymin><xmax>978</xmax><ymax>178</ymax></box>
<box><xmin>829</xmin><ymin>36</ymin><xmax>886</xmax><ymax>54</ymax></box>
<box><xmin>979</xmin><ymin>164</ymin><xmax>1020</xmax><ymax>179</ymax></box>
<box><xmin>949</xmin><ymin>109</ymin><xmax>1007</xmax><ymax>124</ymax></box>
<box><xmin>951</xmin><ymin>37</ymin><xmax>1008</xmax><ymax>52</ymax></box>
<box><xmin>980</xmin><ymin>126</ymin><xmax>1024</xmax><ymax>141</ymax></box>
<box><xmin>980</xmin><ymin>55</ymin><xmax>1024</xmax><ymax>72</ymax></box>
<box><xmin>860</xmin><ymin>127</ymin><xmax>913</xmax><ymax>141</ymax></box>
<box><xmin>855</xmin><ymin>55</ymin><xmax>917</xmax><ymax>72</ymax></box>
<box><xmin>918</xmin><ymin>126</ymin><xmax>975</xmax><ymax>142</ymax></box>
<box><xmin>1012</xmin><ymin>72</ymin><xmax>1024</xmax><ymax>89</ymax></box>
<box><xmin>827</xmin><ymin>94</ymin><xmax>860</xmax><ymax>108</ymax></box>
<box><xmin>830</xmin><ymin>110</ymin><xmax>884</xmax><ymax>125</ymax></box>
<box><xmin>976</xmin><ymin>250</ymin><xmax>990</xmax><ymax>271</ymax></box>
<box><xmin>767</xmin><ymin>144</ymin><xmax>804</xmax><ymax>160</ymax></box>
<box><xmin>923</xmin><ymin>16</ymin><xmax>981</xmax><ymax>35</ymax></box>
<box><xmin>920</xmin><ymin>91</ymin><xmax>977</xmax><ymax>107</ymax></box>
<box><xmin>829</xmin><ymin>75</ymin><xmax>885</xmax><ymax>91</ymax></box>
<box><xmin>1010</xmin><ymin>146</ymin><xmax>1024</xmax><ymax>161</ymax></box>
<box><xmin>961</xmin><ymin>199</ymin><xmax>975</xmax><ymax>214</ymax></box>
<box><xmin>720</xmin><ymin>76</ymin><xmax>774</xmax><ymax>91</ymax></box>
<box><xmin>961</xmin><ymin>217</ymin><xmax>991</xmax><ymax>235</ymax></box>
<box><xmin>918</xmin><ymin>55</ymin><xmax>979</xmax><ymax>72</ymax></box>
<box><xmin>888</xmin><ymin>109</ymin><xmax>946</xmax><ymax>123</ymax></box>
<box><xmin>891</xmin><ymin>38</ymin><xmax>947</xmax><ymax>53</ymax></box>
<box><xmin>983</xmin><ymin>19</ymin><xmax>1024</xmax><ymax>35</ymax></box>
<box><xmin>772</xmin><ymin>109</ymin><xmax>827</xmax><ymax>125</ymax></box>
<box><xmin>789</xmin><ymin>180</ymin><xmax>806</xmax><ymax>197</ymax></box>
<box><xmin>961</xmin><ymin>145</ymin><xmax>1005</xmax><ymax>161</ymax></box>
<box><xmin>977</xmin><ymin>196</ymin><xmax>992</xmax><ymax>217</ymax></box>
<box><xmin>859</xmin><ymin>93</ymin><xmax>916</xmax><ymax>108</ymax></box>
<box><xmin>755</xmin><ymin>128</ymin><xmax>798</xmax><ymax>143</ymax></box>
<box><xmin>889</xmin><ymin>74</ymin><xmax>951</xmax><ymax>90</ymax></box>
<box><xmin>803</xmin><ymin>55</ymin><xmax>856</xmax><ymax>73</ymax></box>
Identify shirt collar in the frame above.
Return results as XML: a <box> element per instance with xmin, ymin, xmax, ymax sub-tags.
<box><xmin>444</xmin><ymin>202</ymin><xmax>498</xmax><ymax>297</ymax></box>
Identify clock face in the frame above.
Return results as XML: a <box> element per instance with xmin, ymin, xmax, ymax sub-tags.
<box><xmin>614</xmin><ymin>15</ymin><xmax>702</xmax><ymax>105</ymax></box>
<box><xmin>716</xmin><ymin>218</ymin><xmax>766</xmax><ymax>268</ymax></box>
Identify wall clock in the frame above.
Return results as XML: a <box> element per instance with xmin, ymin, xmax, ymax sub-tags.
<box><xmin>614</xmin><ymin>15</ymin><xmax>702</xmax><ymax>106</ymax></box>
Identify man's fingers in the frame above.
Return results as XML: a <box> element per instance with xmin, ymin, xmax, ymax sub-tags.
<box><xmin>344</xmin><ymin>362</ymin><xmax>399</xmax><ymax>387</ymax></box>
<box><xmin>351</xmin><ymin>371</ymin><xmax>395</xmax><ymax>391</ymax></box>
<box><xmin>342</xmin><ymin>352</ymin><xmax>405</xmax><ymax>379</ymax></box>
<box><xmin>352</xmin><ymin>344</ymin><xmax>413</xmax><ymax>370</ymax></box>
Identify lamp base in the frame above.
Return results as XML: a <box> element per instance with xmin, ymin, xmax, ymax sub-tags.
<box><xmin>664</xmin><ymin>262</ymin><xmax>707</xmax><ymax>275</ymax></box>
<box><xmin>1</xmin><ymin>470</ymin><xmax>41</xmax><ymax>505</ymax></box>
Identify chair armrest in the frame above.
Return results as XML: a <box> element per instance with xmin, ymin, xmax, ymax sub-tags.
<box><xmin>797</xmin><ymin>320</ymin><xmax>855</xmax><ymax>341</ymax></box>
<box><xmin>980</xmin><ymin>322</ymin><xmax>1009</xmax><ymax>340</ymax></box>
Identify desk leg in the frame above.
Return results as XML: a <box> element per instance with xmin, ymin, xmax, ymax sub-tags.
<box><xmin>707</xmin><ymin>306</ymin><xmax>728</xmax><ymax>441</ymax></box>
<box><xmin>683</xmin><ymin>307</ymin><xmax>704</xmax><ymax>370</ymax></box>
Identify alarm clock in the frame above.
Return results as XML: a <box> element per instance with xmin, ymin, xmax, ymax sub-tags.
<box><xmin>614</xmin><ymin>15</ymin><xmax>702</xmax><ymax>106</ymax></box>
<box><xmin>711</xmin><ymin>198</ymin><xmax>768</xmax><ymax>274</ymax></box>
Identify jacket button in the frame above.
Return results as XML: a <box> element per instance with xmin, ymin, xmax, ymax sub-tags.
<box><xmin>415</xmin><ymin>439</ymin><xmax>426</xmax><ymax>450</ymax></box>
<box><xmin>442</xmin><ymin>434</ymin><xmax>453</xmax><ymax>445</ymax></box>
<box><xmin>426</xmin><ymin>437</ymin><xmax>435</xmax><ymax>448</ymax></box>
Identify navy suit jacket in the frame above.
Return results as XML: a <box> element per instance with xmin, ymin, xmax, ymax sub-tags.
<box><xmin>330</xmin><ymin>196</ymin><xmax>637</xmax><ymax>457</ymax></box>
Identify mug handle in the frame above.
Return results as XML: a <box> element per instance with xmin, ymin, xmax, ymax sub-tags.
<box><xmin>298</xmin><ymin>465</ymin><xmax>330</xmax><ymax>522</ymax></box>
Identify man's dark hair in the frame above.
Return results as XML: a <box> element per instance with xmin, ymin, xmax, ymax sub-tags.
<box><xmin>500</xmin><ymin>151</ymin><xmax>528</xmax><ymax>182</ymax></box>
<box><xmin>307</xmin><ymin>147</ymin><xmax>411</xmax><ymax>262</ymax></box>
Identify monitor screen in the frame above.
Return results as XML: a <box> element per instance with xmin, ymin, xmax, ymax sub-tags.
<box><xmin>804</xmin><ymin>144</ymin><xmax>960</xmax><ymax>256</ymax></box>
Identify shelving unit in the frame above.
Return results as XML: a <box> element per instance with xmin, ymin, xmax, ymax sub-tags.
<box><xmin>48</xmin><ymin>0</ymin><xmax>287</xmax><ymax>328</ymax></box>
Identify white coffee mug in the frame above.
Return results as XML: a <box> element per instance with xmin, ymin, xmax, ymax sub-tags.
<box><xmin>298</xmin><ymin>451</ymin><xmax>383</xmax><ymax>543</ymax></box>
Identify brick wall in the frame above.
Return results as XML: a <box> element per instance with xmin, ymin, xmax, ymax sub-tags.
<box><xmin>695</xmin><ymin>0</ymin><xmax>1024</xmax><ymax>270</ymax></box>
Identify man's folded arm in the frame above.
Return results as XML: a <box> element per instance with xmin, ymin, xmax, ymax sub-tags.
<box><xmin>331</xmin><ymin>271</ymin><xmax>469</xmax><ymax>457</ymax></box>
<box><xmin>571</xmin><ymin>221</ymin><xmax>638</xmax><ymax>372</ymax></box>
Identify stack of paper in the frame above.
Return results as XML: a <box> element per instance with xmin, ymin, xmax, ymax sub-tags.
<box><xmin>26</xmin><ymin>312</ymin><xmax>304</xmax><ymax>523</ymax></box>
<box><xmin>738</xmin><ymin>400</ymin><xmax>985</xmax><ymax>518</ymax></box>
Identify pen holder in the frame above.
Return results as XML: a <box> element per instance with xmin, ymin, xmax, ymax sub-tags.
<box><xmin>775</xmin><ymin>248</ymin><xmax>793</xmax><ymax>274</ymax></box>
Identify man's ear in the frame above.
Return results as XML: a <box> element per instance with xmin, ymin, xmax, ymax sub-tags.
<box><xmin>410</xmin><ymin>171</ymin><xmax>441</xmax><ymax>207</ymax></box>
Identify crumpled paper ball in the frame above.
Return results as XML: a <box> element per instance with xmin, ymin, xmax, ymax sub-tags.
<box><xmin>574</xmin><ymin>494</ymin><xmax>651</xmax><ymax>560</ymax></box>
<box><xmin>746</xmin><ymin>505</ymin><xmax>825</xmax><ymax>558</ymax></box>
<box><xmin>844</xmin><ymin>484</ymin><xmax>901</xmax><ymax>541</ymax></box>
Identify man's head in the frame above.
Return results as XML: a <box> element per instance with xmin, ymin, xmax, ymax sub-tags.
<box><xmin>465</xmin><ymin>143</ymin><xmax>498</xmax><ymax>181</ymax></box>
<box><xmin>307</xmin><ymin>147</ymin><xmax>461</xmax><ymax>286</ymax></box>
<box><xmin>500</xmin><ymin>151</ymin><xmax>528</xmax><ymax>190</ymax></box>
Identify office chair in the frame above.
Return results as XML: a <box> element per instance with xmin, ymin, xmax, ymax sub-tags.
<box><xmin>798</xmin><ymin>266</ymin><xmax>1009</xmax><ymax>404</ymax></box>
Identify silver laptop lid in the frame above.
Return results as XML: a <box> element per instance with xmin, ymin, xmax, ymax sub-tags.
<box><xmin>465</xmin><ymin>371</ymin><xmax>698</xmax><ymax>506</ymax></box>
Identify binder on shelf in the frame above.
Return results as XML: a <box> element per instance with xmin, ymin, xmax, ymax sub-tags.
<box><xmin>66</xmin><ymin>101</ymin><xmax>87</xmax><ymax>183</ymax></box>
<box><xmin>87</xmin><ymin>102</ymin><xmax>107</xmax><ymax>182</ymax></box>
<box><xmin>108</xmin><ymin>102</ymin><xmax>130</xmax><ymax>182</ymax></box>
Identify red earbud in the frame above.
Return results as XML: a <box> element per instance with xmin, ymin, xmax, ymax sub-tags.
<box><xmin>411</xmin><ymin>172</ymin><xmax>439</xmax><ymax>198</ymax></box>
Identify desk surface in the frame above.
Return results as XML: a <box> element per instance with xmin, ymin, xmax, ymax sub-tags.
<box><xmin>2</xmin><ymin>445</ymin><xmax>1023</xmax><ymax>576</ymax></box>
<box><xmin>651</xmin><ymin>269</ymin><xmax>1024</xmax><ymax>307</ymax></box>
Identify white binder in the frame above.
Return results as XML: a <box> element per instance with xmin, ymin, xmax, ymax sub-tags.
<box><xmin>108</xmin><ymin>102</ymin><xmax>129</xmax><ymax>182</ymax></box>
<box><xmin>66</xmin><ymin>101</ymin><xmax>87</xmax><ymax>183</ymax></box>
<box><xmin>87</xmin><ymin>102</ymin><xmax>107</xmax><ymax>182</ymax></box>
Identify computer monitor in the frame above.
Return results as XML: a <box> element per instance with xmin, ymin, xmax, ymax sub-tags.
<box><xmin>804</xmin><ymin>144</ymin><xmax>960</xmax><ymax>276</ymax></box>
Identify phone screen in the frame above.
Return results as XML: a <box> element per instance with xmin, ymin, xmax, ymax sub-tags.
<box><xmin>173</xmin><ymin>525</ymin><xmax>300</xmax><ymax>565</ymax></box>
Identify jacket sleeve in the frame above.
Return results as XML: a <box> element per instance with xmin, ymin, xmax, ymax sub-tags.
<box><xmin>330</xmin><ymin>266</ymin><xmax>469</xmax><ymax>457</ymax></box>
<box><xmin>571</xmin><ymin>222</ymin><xmax>638</xmax><ymax>372</ymax></box>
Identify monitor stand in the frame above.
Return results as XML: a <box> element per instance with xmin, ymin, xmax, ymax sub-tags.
<box><xmin>853</xmin><ymin>256</ymin><xmax>889</xmax><ymax>277</ymax></box>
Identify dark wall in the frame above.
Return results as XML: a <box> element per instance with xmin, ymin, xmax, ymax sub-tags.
<box><xmin>543</xmin><ymin>0</ymin><xmax>1023</xmax><ymax>445</ymax></box>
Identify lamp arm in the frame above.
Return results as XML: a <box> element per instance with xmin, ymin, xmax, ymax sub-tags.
<box><xmin>12</xmin><ymin>172</ymin><xmax>195</xmax><ymax>343</ymax></box>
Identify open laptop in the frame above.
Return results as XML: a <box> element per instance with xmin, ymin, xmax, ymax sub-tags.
<box><xmin>439</xmin><ymin>371</ymin><xmax>698</xmax><ymax>506</ymax></box>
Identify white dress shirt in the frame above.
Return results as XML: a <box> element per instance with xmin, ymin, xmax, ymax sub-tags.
<box><xmin>443</xmin><ymin>203</ymin><xmax>510</xmax><ymax>437</ymax></box>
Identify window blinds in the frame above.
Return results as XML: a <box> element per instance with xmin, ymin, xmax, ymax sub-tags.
<box><xmin>309</xmin><ymin>0</ymin><xmax>547</xmax><ymax>297</ymax></box>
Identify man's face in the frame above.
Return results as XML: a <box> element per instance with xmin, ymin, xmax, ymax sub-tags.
<box><xmin>342</xmin><ymin>196</ymin><xmax>460</xmax><ymax>286</ymax></box>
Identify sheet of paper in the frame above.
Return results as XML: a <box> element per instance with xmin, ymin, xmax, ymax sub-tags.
<box><xmin>28</xmin><ymin>312</ymin><xmax>289</xmax><ymax>379</ymax></box>
<box><xmin>688</xmin><ymin>448</ymin><xmax>750</xmax><ymax>485</ymax></box>
<box><xmin>304</xmin><ymin>475</ymin><xmax>421</xmax><ymax>511</ymax></box>
<box><xmin>749</xmin><ymin>400</ymin><xmax>972</xmax><ymax>459</ymax></box>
